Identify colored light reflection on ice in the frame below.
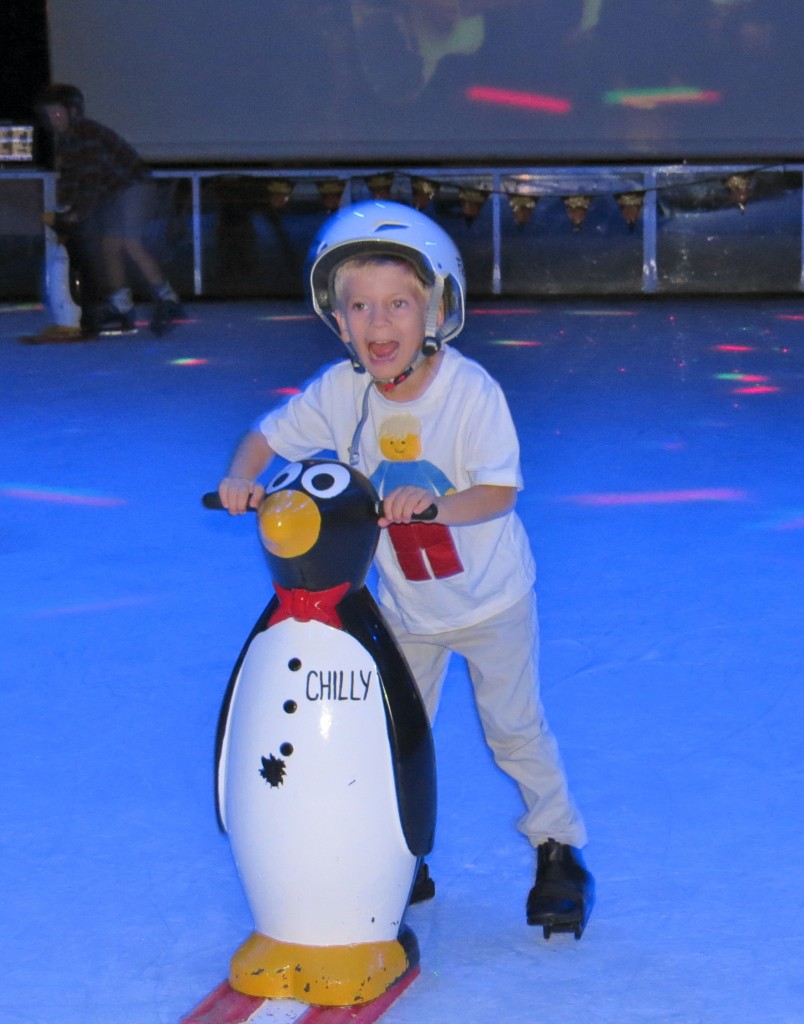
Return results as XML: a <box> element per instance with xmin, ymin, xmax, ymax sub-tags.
<box><xmin>565</xmin><ymin>309</ymin><xmax>636</xmax><ymax>317</ymax></box>
<box><xmin>731</xmin><ymin>385</ymin><xmax>780</xmax><ymax>395</ymax></box>
<box><xmin>716</xmin><ymin>373</ymin><xmax>768</xmax><ymax>383</ymax></box>
<box><xmin>712</xmin><ymin>344</ymin><xmax>754</xmax><ymax>353</ymax></box>
<box><xmin>272</xmin><ymin>387</ymin><xmax>302</xmax><ymax>396</ymax></box>
<box><xmin>562</xmin><ymin>488</ymin><xmax>748</xmax><ymax>507</ymax></box>
<box><xmin>604</xmin><ymin>87</ymin><xmax>721</xmax><ymax>109</ymax></box>
<box><xmin>170</xmin><ymin>357</ymin><xmax>208</xmax><ymax>366</ymax></box>
<box><xmin>24</xmin><ymin>595</ymin><xmax>153</xmax><ymax>619</ymax></box>
<box><xmin>258</xmin><ymin>314</ymin><xmax>316</xmax><ymax>322</ymax></box>
<box><xmin>466</xmin><ymin>85</ymin><xmax>571</xmax><ymax>114</ymax></box>
<box><xmin>756</xmin><ymin>510</ymin><xmax>804</xmax><ymax>532</ymax></box>
<box><xmin>0</xmin><ymin>484</ymin><xmax>126</xmax><ymax>506</ymax></box>
<box><xmin>493</xmin><ymin>339</ymin><xmax>542</xmax><ymax>347</ymax></box>
<box><xmin>469</xmin><ymin>308</ymin><xmax>543</xmax><ymax>316</ymax></box>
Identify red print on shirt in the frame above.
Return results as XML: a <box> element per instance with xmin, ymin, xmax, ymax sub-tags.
<box><xmin>387</xmin><ymin>521</ymin><xmax>464</xmax><ymax>581</ymax></box>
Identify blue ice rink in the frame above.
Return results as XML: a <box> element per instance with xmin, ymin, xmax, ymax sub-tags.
<box><xmin>3</xmin><ymin>297</ymin><xmax>803</xmax><ymax>1022</ymax></box>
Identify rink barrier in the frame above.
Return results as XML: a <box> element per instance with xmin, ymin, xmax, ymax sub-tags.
<box><xmin>2</xmin><ymin>163</ymin><xmax>804</xmax><ymax>300</ymax></box>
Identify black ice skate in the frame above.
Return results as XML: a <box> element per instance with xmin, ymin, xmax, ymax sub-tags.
<box><xmin>149</xmin><ymin>298</ymin><xmax>184</xmax><ymax>337</ymax></box>
<box><xmin>526</xmin><ymin>838</ymin><xmax>594</xmax><ymax>940</ymax></box>
<box><xmin>82</xmin><ymin>302</ymin><xmax>137</xmax><ymax>337</ymax></box>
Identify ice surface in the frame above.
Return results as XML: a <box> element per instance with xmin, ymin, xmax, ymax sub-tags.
<box><xmin>2</xmin><ymin>298</ymin><xmax>803</xmax><ymax>1023</ymax></box>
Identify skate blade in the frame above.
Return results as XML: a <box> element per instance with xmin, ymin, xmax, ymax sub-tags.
<box><xmin>529</xmin><ymin>909</ymin><xmax>589</xmax><ymax>941</ymax></box>
<box><xmin>98</xmin><ymin>325</ymin><xmax>139</xmax><ymax>336</ymax></box>
<box><xmin>542</xmin><ymin>919</ymin><xmax>586</xmax><ymax>941</ymax></box>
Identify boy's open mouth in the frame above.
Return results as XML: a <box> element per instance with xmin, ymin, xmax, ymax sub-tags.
<box><xmin>368</xmin><ymin>340</ymin><xmax>399</xmax><ymax>361</ymax></box>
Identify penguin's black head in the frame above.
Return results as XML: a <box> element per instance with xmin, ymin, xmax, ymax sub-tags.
<box><xmin>257</xmin><ymin>459</ymin><xmax>379</xmax><ymax>592</ymax></box>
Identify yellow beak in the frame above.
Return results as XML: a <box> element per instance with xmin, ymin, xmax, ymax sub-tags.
<box><xmin>258</xmin><ymin>490</ymin><xmax>321</xmax><ymax>559</ymax></box>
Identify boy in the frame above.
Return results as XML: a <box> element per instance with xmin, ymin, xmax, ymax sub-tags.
<box><xmin>37</xmin><ymin>83</ymin><xmax>183</xmax><ymax>338</ymax></box>
<box><xmin>218</xmin><ymin>200</ymin><xmax>593</xmax><ymax>936</ymax></box>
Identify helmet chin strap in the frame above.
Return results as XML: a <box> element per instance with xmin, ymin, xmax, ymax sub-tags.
<box><xmin>348</xmin><ymin>343</ymin><xmax>433</xmax><ymax>466</ymax></box>
<box><xmin>376</xmin><ymin>348</ymin><xmax>427</xmax><ymax>392</ymax></box>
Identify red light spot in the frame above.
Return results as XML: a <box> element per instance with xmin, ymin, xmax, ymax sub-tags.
<box><xmin>467</xmin><ymin>85</ymin><xmax>571</xmax><ymax>114</ymax></box>
<box><xmin>0</xmin><ymin>486</ymin><xmax>126</xmax><ymax>506</ymax></box>
<box><xmin>562</xmin><ymin>488</ymin><xmax>748</xmax><ymax>506</ymax></box>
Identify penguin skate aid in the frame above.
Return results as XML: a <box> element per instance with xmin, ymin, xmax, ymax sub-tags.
<box><xmin>213</xmin><ymin>201</ymin><xmax>594</xmax><ymax>942</ymax></box>
<box><xmin>199</xmin><ymin>459</ymin><xmax>436</xmax><ymax>1016</ymax></box>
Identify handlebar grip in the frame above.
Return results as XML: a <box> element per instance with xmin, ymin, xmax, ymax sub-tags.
<box><xmin>203</xmin><ymin>491</ymin><xmax>260</xmax><ymax>511</ymax></box>
<box><xmin>202</xmin><ymin>491</ymin><xmax>225</xmax><ymax>510</ymax></box>
<box><xmin>202</xmin><ymin>492</ymin><xmax>260</xmax><ymax>512</ymax></box>
<box><xmin>412</xmin><ymin>503</ymin><xmax>438</xmax><ymax>522</ymax></box>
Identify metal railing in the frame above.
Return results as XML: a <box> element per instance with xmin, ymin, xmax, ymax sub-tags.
<box><xmin>3</xmin><ymin>163</ymin><xmax>803</xmax><ymax>298</ymax></box>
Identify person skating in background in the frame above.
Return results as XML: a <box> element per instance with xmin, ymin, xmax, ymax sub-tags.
<box><xmin>37</xmin><ymin>83</ymin><xmax>183</xmax><ymax>338</ymax></box>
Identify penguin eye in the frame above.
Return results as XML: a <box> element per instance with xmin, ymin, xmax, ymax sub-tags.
<box><xmin>301</xmin><ymin>464</ymin><xmax>351</xmax><ymax>499</ymax></box>
<box><xmin>264</xmin><ymin>463</ymin><xmax>302</xmax><ymax>494</ymax></box>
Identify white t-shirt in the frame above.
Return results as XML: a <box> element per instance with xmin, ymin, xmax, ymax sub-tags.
<box><xmin>257</xmin><ymin>345</ymin><xmax>536</xmax><ymax>633</ymax></box>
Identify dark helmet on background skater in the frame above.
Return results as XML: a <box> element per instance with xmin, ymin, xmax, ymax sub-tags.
<box><xmin>37</xmin><ymin>83</ymin><xmax>85</xmax><ymax>121</ymax></box>
<box><xmin>308</xmin><ymin>199</ymin><xmax>466</xmax><ymax>374</ymax></box>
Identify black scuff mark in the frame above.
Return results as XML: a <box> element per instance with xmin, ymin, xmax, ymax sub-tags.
<box><xmin>259</xmin><ymin>753</ymin><xmax>287</xmax><ymax>787</ymax></box>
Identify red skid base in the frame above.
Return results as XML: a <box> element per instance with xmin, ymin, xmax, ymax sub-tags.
<box><xmin>181</xmin><ymin>965</ymin><xmax>420</xmax><ymax>1024</ymax></box>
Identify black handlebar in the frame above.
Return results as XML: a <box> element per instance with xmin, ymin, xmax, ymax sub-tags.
<box><xmin>201</xmin><ymin>492</ymin><xmax>438</xmax><ymax>521</ymax></box>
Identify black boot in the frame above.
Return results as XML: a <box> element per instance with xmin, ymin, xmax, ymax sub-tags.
<box><xmin>409</xmin><ymin>859</ymin><xmax>435</xmax><ymax>905</ymax></box>
<box><xmin>81</xmin><ymin>301</ymin><xmax>136</xmax><ymax>337</ymax></box>
<box><xmin>526</xmin><ymin>838</ymin><xmax>594</xmax><ymax>939</ymax></box>
<box><xmin>149</xmin><ymin>284</ymin><xmax>184</xmax><ymax>337</ymax></box>
<box><xmin>150</xmin><ymin>298</ymin><xmax>184</xmax><ymax>337</ymax></box>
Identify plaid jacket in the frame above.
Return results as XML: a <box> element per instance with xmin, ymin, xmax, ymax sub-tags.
<box><xmin>55</xmin><ymin>117</ymin><xmax>148</xmax><ymax>220</ymax></box>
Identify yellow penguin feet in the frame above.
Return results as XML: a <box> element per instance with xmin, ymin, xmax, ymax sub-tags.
<box><xmin>229</xmin><ymin>927</ymin><xmax>418</xmax><ymax>1006</ymax></box>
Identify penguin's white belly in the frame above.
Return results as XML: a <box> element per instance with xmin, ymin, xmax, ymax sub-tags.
<box><xmin>45</xmin><ymin>234</ymin><xmax>81</xmax><ymax>328</ymax></box>
<box><xmin>220</xmin><ymin>618</ymin><xmax>415</xmax><ymax>947</ymax></box>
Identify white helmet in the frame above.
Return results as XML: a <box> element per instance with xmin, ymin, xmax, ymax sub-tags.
<box><xmin>308</xmin><ymin>200</ymin><xmax>466</xmax><ymax>364</ymax></box>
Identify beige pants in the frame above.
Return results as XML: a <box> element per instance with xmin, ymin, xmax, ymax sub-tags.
<box><xmin>384</xmin><ymin>590</ymin><xmax>588</xmax><ymax>848</ymax></box>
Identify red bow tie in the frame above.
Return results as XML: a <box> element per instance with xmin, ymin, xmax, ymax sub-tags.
<box><xmin>269</xmin><ymin>582</ymin><xmax>350</xmax><ymax>629</ymax></box>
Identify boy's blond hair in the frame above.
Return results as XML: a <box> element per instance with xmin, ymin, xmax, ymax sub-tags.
<box><xmin>330</xmin><ymin>255</ymin><xmax>431</xmax><ymax>309</ymax></box>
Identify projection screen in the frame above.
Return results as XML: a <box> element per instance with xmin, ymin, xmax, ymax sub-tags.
<box><xmin>47</xmin><ymin>0</ymin><xmax>804</xmax><ymax>165</ymax></box>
